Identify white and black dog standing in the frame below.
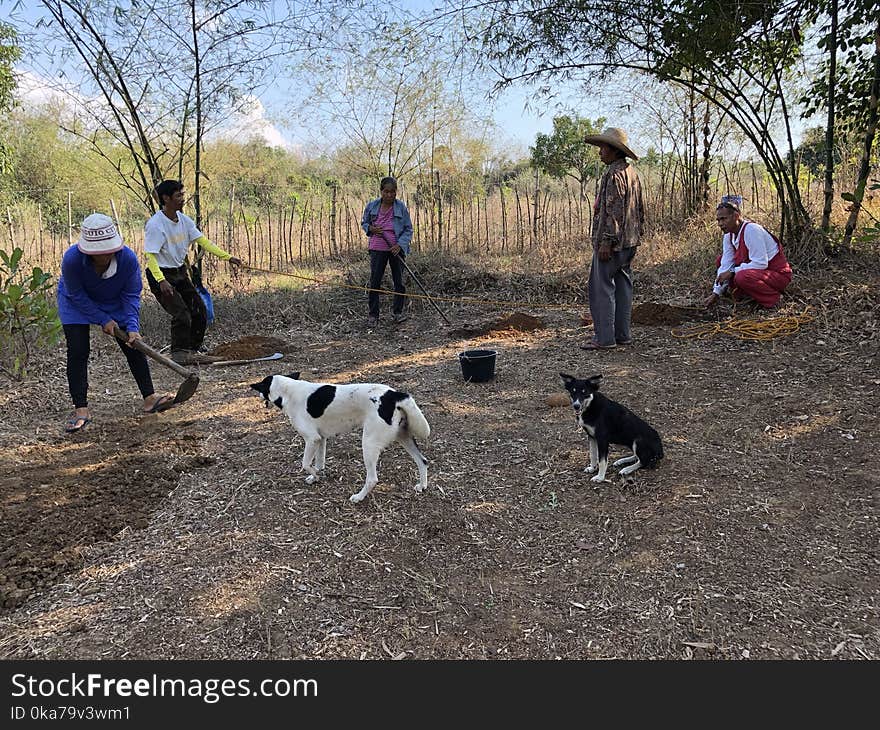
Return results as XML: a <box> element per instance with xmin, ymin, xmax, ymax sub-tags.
<box><xmin>560</xmin><ymin>373</ymin><xmax>663</xmax><ymax>482</ymax></box>
<box><xmin>250</xmin><ymin>373</ymin><xmax>430</xmax><ymax>503</ymax></box>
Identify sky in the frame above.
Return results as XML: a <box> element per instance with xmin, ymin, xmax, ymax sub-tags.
<box><xmin>1</xmin><ymin>1</ymin><xmax>806</xmax><ymax>160</ymax></box>
<box><xmin>0</xmin><ymin>0</ymin><xmax>615</xmax><ymax>157</ymax></box>
<box><xmin>11</xmin><ymin>60</ymin><xmax>579</xmax><ymax>155</ymax></box>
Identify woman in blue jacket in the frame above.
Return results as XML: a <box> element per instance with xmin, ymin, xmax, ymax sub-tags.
<box><xmin>57</xmin><ymin>213</ymin><xmax>174</xmax><ymax>432</ymax></box>
<box><xmin>361</xmin><ymin>177</ymin><xmax>413</xmax><ymax>326</ymax></box>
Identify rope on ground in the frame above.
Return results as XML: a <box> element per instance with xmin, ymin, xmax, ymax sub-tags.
<box><xmin>671</xmin><ymin>306</ymin><xmax>814</xmax><ymax>341</ymax></box>
<box><xmin>242</xmin><ymin>263</ymin><xmax>577</xmax><ymax>311</ymax></box>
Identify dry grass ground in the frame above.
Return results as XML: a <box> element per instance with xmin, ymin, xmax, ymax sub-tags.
<box><xmin>0</xmin><ymin>235</ymin><xmax>878</xmax><ymax>660</ymax></box>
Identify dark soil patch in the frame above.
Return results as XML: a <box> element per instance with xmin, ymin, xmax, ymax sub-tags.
<box><xmin>0</xmin><ymin>418</ymin><xmax>204</xmax><ymax>612</ymax></box>
<box><xmin>632</xmin><ymin>302</ymin><xmax>711</xmax><ymax>326</ymax></box>
<box><xmin>450</xmin><ymin>311</ymin><xmax>545</xmax><ymax>337</ymax></box>
<box><xmin>207</xmin><ymin>335</ymin><xmax>288</xmax><ymax>360</ymax></box>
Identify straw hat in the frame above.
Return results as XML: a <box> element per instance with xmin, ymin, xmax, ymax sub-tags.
<box><xmin>76</xmin><ymin>213</ymin><xmax>123</xmax><ymax>255</ymax></box>
<box><xmin>584</xmin><ymin>127</ymin><xmax>639</xmax><ymax>160</ymax></box>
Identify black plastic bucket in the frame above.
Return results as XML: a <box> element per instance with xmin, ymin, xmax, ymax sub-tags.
<box><xmin>458</xmin><ymin>349</ymin><xmax>497</xmax><ymax>383</ymax></box>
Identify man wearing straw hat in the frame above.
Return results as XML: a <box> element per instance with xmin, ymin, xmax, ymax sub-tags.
<box><xmin>581</xmin><ymin>127</ymin><xmax>645</xmax><ymax>350</ymax></box>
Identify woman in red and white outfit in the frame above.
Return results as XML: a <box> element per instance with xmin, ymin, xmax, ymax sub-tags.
<box><xmin>704</xmin><ymin>196</ymin><xmax>792</xmax><ymax>309</ymax></box>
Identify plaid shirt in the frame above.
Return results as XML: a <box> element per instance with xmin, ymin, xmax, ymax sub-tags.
<box><xmin>592</xmin><ymin>159</ymin><xmax>645</xmax><ymax>250</ymax></box>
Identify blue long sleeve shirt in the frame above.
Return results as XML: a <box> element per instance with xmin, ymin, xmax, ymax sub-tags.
<box><xmin>361</xmin><ymin>198</ymin><xmax>414</xmax><ymax>254</ymax></box>
<box><xmin>57</xmin><ymin>245</ymin><xmax>142</xmax><ymax>332</ymax></box>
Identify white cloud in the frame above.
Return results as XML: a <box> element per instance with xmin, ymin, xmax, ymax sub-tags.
<box><xmin>210</xmin><ymin>95</ymin><xmax>296</xmax><ymax>152</ymax></box>
<box><xmin>15</xmin><ymin>69</ymin><xmax>297</xmax><ymax>153</ymax></box>
<box><xmin>14</xmin><ymin>68</ymin><xmax>95</xmax><ymax>113</ymax></box>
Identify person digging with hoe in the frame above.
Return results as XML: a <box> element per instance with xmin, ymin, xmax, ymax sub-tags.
<box><xmin>57</xmin><ymin>213</ymin><xmax>177</xmax><ymax>433</ymax></box>
<box><xmin>144</xmin><ymin>180</ymin><xmax>242</xmax><ymax>364</ymax></box>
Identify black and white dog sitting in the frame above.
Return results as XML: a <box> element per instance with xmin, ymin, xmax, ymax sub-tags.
<box><xmin>560</xmin><ymin>372</ymin><xmax>663</xmax><ymax>482</ymax></box>
<box><xmin>250</xmin><ymin>373</ymin><xmax>430</xmax><ymax>503</ymax></box>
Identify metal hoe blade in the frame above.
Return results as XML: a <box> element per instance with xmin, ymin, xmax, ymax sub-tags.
<box><xmin>174</xmin><ymin>374</ymin><xmax>200</xmax><ymax>404</ymax></box>
<box><xmin>113</xmin><ymin>325</ymin><xmax>200</xmax><ymax>403</ymax></box>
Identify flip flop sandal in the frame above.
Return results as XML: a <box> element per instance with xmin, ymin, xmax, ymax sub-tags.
<box><xmin>145</xmin><ymin>395</ymin><xmax>175</xmax><ymax>414</ymax></box>
<box><xmin>64</xmin><ymin>415</ymin><xmax>92</xmax><ymax>433</ymax></box>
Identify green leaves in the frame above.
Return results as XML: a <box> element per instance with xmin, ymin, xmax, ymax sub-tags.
<box><xmin>530</xmin><ymin>114</ymin><xmax>606</xmax><ymax>196</ymax></box>
<box><xmin>0</xmin><ymin>22</ymin><xmax>22</xmax><ymax>114</ymax></box>
<box><xmin>0</xmin><ymin>246</ymin><xmax>62</xmax><ymax>379</ymax></box>
<box><xmin>801</xmin><ymin>0</ymin><xmax>876</xmax><ymax>131</ymax></box>
<box><xmin>0</xmin><ymin>245</ymin><xmax>23</xmax><ymax>272</ymax></box>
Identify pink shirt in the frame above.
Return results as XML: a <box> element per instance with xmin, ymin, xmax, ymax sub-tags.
<box><xmin>368</xmin><ymin>205</ymin><xmax>397</xmax><ymax>251</ymax></box>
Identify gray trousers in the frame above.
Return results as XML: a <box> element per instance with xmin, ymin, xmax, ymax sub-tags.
<box><xmin>588</xmin><ymin>246</ymin><xmax>636</xmax><ymax>346</ymax></box>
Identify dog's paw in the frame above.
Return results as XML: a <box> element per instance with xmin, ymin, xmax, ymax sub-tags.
<box><xmin>583</xmin><ymin>465</ymin><xmax>597</xmax><ymax>474</ymax></box>
<box><xmin>413</xmin><ymin>483</ymin><xmax>426</xmax><ymax>494</ymax></box>
<box><xmin>305</xmin><ymin>474</ymin><xmax>318</xmax><ymax>485</ymax></box>
<box><xmin>349</xmin><ymin>493</ymin><xmax>365</xmax><ymax>504</ymax></box>
<box><xmin>590</xmin><ymin>474</ymin><xmax>607</xmax><ymax>483</ymax></box>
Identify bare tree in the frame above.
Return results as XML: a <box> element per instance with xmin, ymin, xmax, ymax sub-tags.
<box><xmin>842</xmin><ymin>22</ymin><xmax>880</xmax><ymax>247</ymax></box>
<box><xmin>821</xmin><ymin>0</ymin><xmax>838</xmax><ymax>232</ymax></box>
<box><xmin>449</xmin><ymin>0</ymin><xmax>819</xmax><ymax>244</ymax></box>
<box><xmin>22</xmin><ymin>1</ymin><xmax>328</xmax><ymax>215</ymax></box>
<box><xmin>295</xmin><ymin>18</ymin><xmax>481</xmax><ymax>183</ymax></box>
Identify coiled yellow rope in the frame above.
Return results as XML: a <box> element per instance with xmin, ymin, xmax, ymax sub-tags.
<box><xmin>671</xmin><ymin>306</ymin><xmax>813</xmax><ymax>341</ymax></box>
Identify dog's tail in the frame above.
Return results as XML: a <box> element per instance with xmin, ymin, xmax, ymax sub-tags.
<box><xmin>399</xmin><ymin>396</ymin><xmax>430</xmax><ymax>441</ymax></box>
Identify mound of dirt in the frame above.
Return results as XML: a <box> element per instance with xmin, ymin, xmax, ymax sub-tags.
<box><xmin>632</xmin><ymin>302</ymin><xmax>707</xmax><ymax>326</ymax></box>
<box><xmin>492</xmin><ymin>312</ymin><xmax>545</xmax><ymax>332</ymax></box>
<box><xmin>450</xmin><ymin>311</ymin><xmax>546</xmax><ymax>337</ymax></box>
<box><xmin>207</xmin><ymin>335</ymin><xmax>287</xmax><ymax>360</ymax></box>
<box><xmin>545</xmin><ymin>393</ymin><xmax>570</xmax><ymax>408</ymax></box>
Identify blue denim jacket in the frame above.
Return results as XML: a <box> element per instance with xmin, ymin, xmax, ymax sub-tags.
<box><xmin>361</xmin><ymin>198</ymin><xmax>414</xmax><ymax>255</ymax></box>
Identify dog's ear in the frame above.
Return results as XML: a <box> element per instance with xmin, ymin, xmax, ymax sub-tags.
<box><xmin>560</xmin><ymin>372</ymin><xmax>574</xmax><ymax>384</ymax></box>
<box><xmin>249</xmin><ymin>375</ymin><xmax>273</xmax><ymax>399</ymax></box>
<box><xmin>587</xmin><ymin>374</ymin><xmax>603</xmax><ymax>388</ymax></box>
<box><xmin>287</xmin><ymin>371</ymin><xmax>301</xmax><ymax>380</ymax></box>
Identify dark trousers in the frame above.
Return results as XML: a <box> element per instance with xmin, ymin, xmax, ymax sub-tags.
<box><xmin>146</xmin><ymin>265</ymin><xmax>207</xmax><ymax>352</ymax></box>
<box><xmin>64</xmin><ymin>324</ymin><xmax>154</xmax><ymax>408</ymax></box>
<box><xmin>368</xmin><ymin>250</ymin><xmax>406</xmax><ymax>317</ymax></box>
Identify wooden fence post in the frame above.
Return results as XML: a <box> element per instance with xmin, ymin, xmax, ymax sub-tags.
<box><xmin>499</xmin><ymin>186</ymin><xmax>507</xmax><ymax>253</ymax></box>
<box><xmin>434</xmin><ymin>170</ymin><xmax>443</xmax><ymax>253</ymax></box>
<box><xmin>227</xmin><ymin>182</ymin><xmax>236</xmax><ymax>253</ymax></box>
<box><xmin>514</xmin><ymin>187</ymin><xmax>523</xmax><ymax>253</ymax></box>
<box><xmin>288</xmin><ymin>200</ymin><xmax>296</xmax><ymax>265</ymax></box>
<box><xmin>484</xmin><ymin>193</ymin><xmax>490</xmax><ymax>253</ymax></box>
<box><xmin>38</xmin><ymin>203</ymin><xmax>44</xmax><ymax>263</ymax></box>
<box><xmin>532</xmin><ymin>167</ymin><xmax>539</xmax><ymax>248</ymax></box>
<box><xmin>330</xmin><ymin>182</ymin><xmax>338</xmax><ymax>256</ymax></box>
<box><xmin>67</xmin><ymin>191</ymin><xmax>72</xmax><ymax>247</ymax></box>
<box><xmin>6</xmin><ymin>207</ymin><xmax>15</xmax><ymax>249</ymax></box>
<box><xmin>299</xmin><ymin>199</ymin><xmax>308</xmax><ymax>263</ymax></box>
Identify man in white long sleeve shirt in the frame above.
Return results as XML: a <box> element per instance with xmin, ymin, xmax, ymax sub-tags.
<box><xmin>144</xmin><ymin>180</ymin><xmax>242</xmax><ymax>364</ymax></box>
<box><xmin>704</xmin><ymin>196</ymin><xmax>792</xmax><ymax>309</ymax></box>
